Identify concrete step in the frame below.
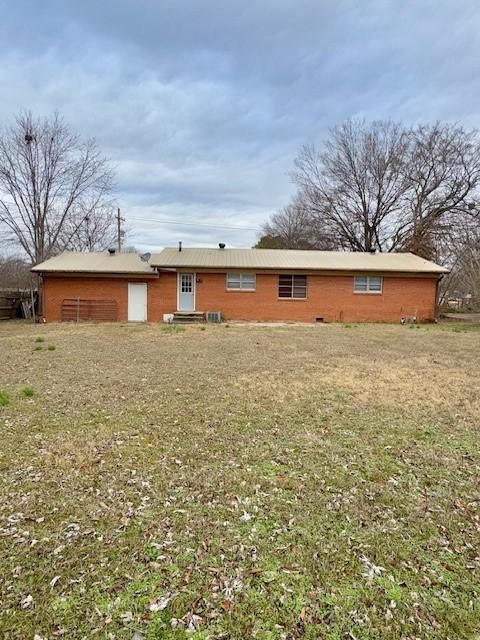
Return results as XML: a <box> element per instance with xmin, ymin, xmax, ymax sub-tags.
<box><xmin>173</xmin><ymin>311</ymin><xmax>205</xmax><ymax>324</ymax></box>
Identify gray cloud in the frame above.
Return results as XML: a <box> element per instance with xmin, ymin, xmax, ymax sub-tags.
<box><xmin>1</xmin><ymin>0</ymin><xmax>480</xmax><ymax>250</ymax></box>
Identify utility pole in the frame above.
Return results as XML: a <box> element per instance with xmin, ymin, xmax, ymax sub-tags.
<box><xmin>116</xmin><ymin>208</ymin><xmax>125</xmax><ymax>252</ymax></box>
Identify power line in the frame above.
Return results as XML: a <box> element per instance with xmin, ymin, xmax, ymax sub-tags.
<box><xmin>3</xmin><ymin>210</ymin><xmax>262</xmax><ymax>232</ymax></box>
<box><xmin>126</xmin><ymin>215</ymin><xmax>261</xmax><ymax>232</ymax></box>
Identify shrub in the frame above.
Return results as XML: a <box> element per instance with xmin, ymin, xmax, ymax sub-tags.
<box><xmin>35</xmin><ymin>336</ymin><xmax>45</xmax><ymax>343</ymax></box>
<box><xmin>22</xmin><ymin>386</ymin><xmax>34</xmax><ymax>397</ymax></box>
<box><xmin>0</xmin><ymin>391</ymin><xmax>10</xmax><ymax>406</ymax></box>
<box><xmin>34</xmin><ymin>345</ymin><xmax>43</xmax><ymax>351</ymax></box>
<box><xmin>47</xmin><ymin>344</ymin><xmax>56</xmax><ymax>351</ymax></box>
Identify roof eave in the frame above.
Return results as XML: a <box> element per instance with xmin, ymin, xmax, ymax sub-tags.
<box><xmin>32</xmin><ymin>268</ymin><xmax>157</xmax><ymax>276</ymax></box>
<box><xmin>150</xmin><ymin>263</ymin><xmax>448</xmax><ymax>275</ymax></box>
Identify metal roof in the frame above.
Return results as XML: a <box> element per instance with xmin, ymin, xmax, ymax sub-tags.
<box><xmin>32</xmin><ymin>251</ymin><xmax>155</xmax><ymax>274</ymax></box>
<box><xmin>31</xmin><ymin>248</ymin><xmax>448</xmax><ymax>275</ymax></box>
<box><xmin>150</xmin><ymin>248</ymin><xmax>448</xmax><ymax>274</ymax></box>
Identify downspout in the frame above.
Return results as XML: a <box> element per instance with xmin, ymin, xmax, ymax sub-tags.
<box><xmin>435</xmin><ymin>274</ymin><xmax>444</xmax><ymax>322</ymax></box>
<box><xmin>38</xmin><ymin>273</ymin><xmax>44</xmax><ymax>323</ymax></box>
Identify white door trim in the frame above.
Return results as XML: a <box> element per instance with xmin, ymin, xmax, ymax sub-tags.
<box><xmin>177</xmin><ymin>272</ymin><xmax>196</xmax><ymax>311</ymax></box>
<box><xmin>128</xmin><ymin>282</ymin><xmax>148</xmax><ymax>321</ymax></box>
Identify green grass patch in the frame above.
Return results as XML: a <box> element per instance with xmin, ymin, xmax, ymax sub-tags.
<box><xmin>162</xmin><ymin>324</ymin><xmax>185</xmax><ymax>334</ymax></box>
<box><xmin>438</xmin><ymin>322</ymin><xmax>480</xmax><ymax>333</ymax></box>
<box><xmin>22</xmin><ymin>386</ymin><xmax>35</xmax><ymax>398</ymax></box>
<box><xmin>0</xmin><ymin>390</ymin><xmax>10</xmax><ymax>406</ymax></box>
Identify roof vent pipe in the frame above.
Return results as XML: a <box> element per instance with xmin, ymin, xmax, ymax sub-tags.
<box><xmin>219</xmin><ymin>243</ymin><xmax>226</xmax><ymax>249</ymax></box>
<box><xmin>108</xmin><ymin>247</ymin><xmax>116</xmax><ymax>255</ymax></box>
<box><xmin>178</xmin><ymin>241</ymin><xmax>182</xmax><ymax>252</ymax></box>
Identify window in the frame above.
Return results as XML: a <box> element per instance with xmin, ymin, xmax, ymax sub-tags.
<box><xmin>278</xmin><ymin>274</ymin><xmax>307</xmax><ymax>298</ymax></box>
<box><xmin>226</xmin><ymin>272</ymin><xmax>256</xmax><ymax>291</ymax></box>
<box><xmin>180</xmin><ymin>274</ymin><xmax>194</xmax><ymax>293</ymax></box>
<box><xmin>354</xmin><ymin>275</ymin><xmax>383</xmax><ymax>293</ymax></box>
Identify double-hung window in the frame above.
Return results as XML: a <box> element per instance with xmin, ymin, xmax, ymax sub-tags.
<box><xmin>278</xmin><ymin>274</ymin><xmax>307</xmax><ymax>298</ymax></box>
<box><xmin>354</xmin><ymin>275</ymin><xmax>383</xmax><ymax>293</ymax></box>
<box><xmin>226</xmin><ymin>273</ymin><xmax>256</xmax><ymax>291</ymax></box>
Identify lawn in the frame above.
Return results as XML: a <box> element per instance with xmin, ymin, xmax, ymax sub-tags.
<box><xmin>0</xmin><ymin>321</ymin><xmax>479</xmax><ymax>640</ymax></box>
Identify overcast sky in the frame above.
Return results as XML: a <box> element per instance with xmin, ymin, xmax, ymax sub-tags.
<box><xmin>1</xmin><ymin>1</ymin><xmax>479</xmax><ymax>250</ymax></box>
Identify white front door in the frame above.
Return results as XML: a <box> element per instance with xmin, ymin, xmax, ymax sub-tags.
<box><xmin>178</xmin><ymin>273</ymin><xmax>195</xmax><ymax>310</ymax></box>
<box><xmin>128</xmin><ymin>283</ymin><xmax>147</xmax><ymax>321</ymax></box>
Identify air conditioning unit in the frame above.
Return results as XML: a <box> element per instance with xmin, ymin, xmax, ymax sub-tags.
<box><xmin>205</xmin><ymin>310</ymin><xmax>221</xmax><ymax>323</ymax></box>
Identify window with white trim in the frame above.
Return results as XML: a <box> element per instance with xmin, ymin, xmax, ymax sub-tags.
<box><xmin>226</xmin><ymin>272</ymin><xmax>256</xmax><ymax>290</ymax></box>
<box><xmin>354</xmin><ymin>275</ymin><xmax>383</xmax><ymax>293</ymax></box>
<box><xmin>278</xmin><ymin>274</ymin><xmax>307</xmax><ymax>298</ymax></box>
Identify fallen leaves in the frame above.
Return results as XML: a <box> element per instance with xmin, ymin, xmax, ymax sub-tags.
<box><xmin>221</xmin><ymin>599</ymin><xmax>233</xmax><ymax>613</ymax></box>
<box><xmin>148</xmin><ymin>593</ymin><xmax>174</xmax><ymax>612</ymax></box>
<box><xmin>49</xmin><ymin>575</ymin><xmax>61</xmax><ymax>588</ymax></box>
<box><xmin>1</xmin><ymin>323</ymin><xmax>479</xmax><ymax>639</ymax></box>
<box><xmin>359</xmin><ymin>555</ymin><xmax>385</xmax><ymax>584</ymax></box>
<box><xmin>170</xmin><ymin>613</ymin><xmax>203</xmax><ymax>633</ymax></box>
<box><xmin>239</xmin><ymin>510</ymin><xmax>253</xmax><ymax>522</ymax></box>
<box><xmin>21</xmin><ymin>594</ymin><xmax>33</xmax><ymax>608</ymax></box>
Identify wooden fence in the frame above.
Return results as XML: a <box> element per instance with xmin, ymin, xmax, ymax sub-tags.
<box><xmin>61</xmin><ymin>298</ymin><xmax>118</xmax><ymax>322</ymax></box>
<box><xmin>0</xmin><ymin>289</ymin><xmax>35</xmax><ymax>320</ymax></box>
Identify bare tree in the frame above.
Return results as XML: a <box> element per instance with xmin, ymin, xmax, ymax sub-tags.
<box><xmin>61</xmin><ymin>204</ymin><xmax>116</xmax><ymax>252</ymax></box>
<box><xmin>393</xmin><ymin>123</ymin><xmax>480</xmax><ymax>258</ymax></box>
<box><xmin>438</xmin><ymin>218</ymin><xmax>480</xmax><ymax>307</ymax></box>
<box><xmin>0</xmin><ymin>254</ymin><xmax>32</xmax><ymax>289</ymax></box>
<box><xmin>256</xmin><ymin>196</ymin><xmax>337</xmax><ymax>249</ymax></box>
<box><xmin>0</xmin><ymin>111</ymin><xmax>115</xmax><ymax>264</ymax></box>
<box><xmin>293</xmin><ymin>120</ymin><xmax>410</xmax><ymax>252</ymax></box>
<box><xmin>288</xmin><ymin>119</ymin><xmax>480</xmax><ymax>257</ymax></box>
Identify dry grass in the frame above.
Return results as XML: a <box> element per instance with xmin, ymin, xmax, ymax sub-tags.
<box><xmin>0</xmin><ymin>320</ymin><xmax>479</xmax><ymax>639</ymax></box>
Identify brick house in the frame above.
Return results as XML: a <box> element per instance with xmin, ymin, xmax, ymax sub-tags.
<box><xmin>32</xmin><ymin>246</ymin><xmax>448</xmax><ymax>323</ymax></box>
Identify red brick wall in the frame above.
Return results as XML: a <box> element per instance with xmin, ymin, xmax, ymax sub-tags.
<box><xmin>194</xmin><ymin>272</ymin><xmax>438</xmax><ymax>322</ymax></box>
<box><xmin>42</xmin><ymin>276</ymin><xmax>159</xmax><ymax>322</ymax></box>
<box><xmin>149</xmin><ymin>272</ymin><xmax>176</xmax><ymax>320</ymax></box>
<box><xmin>42</xmin><ymin>271</ymin><xmax>438</xmax><ymax>323</ymax></box>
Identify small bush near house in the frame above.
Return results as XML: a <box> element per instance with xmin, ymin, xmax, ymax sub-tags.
<box><xmin>47</xmin><ymin>344</ymin><xmax>56</xmax><ymax>351</ymax></box>
<box><xmin>22</xmin><ymin>386</ymin><xmax>34</xmax><ymax>397</ymax></box>
<box><xmin>0</xmin><ymin>390</ymin><xmax>10</xmax><ymax>406</ymax></box>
